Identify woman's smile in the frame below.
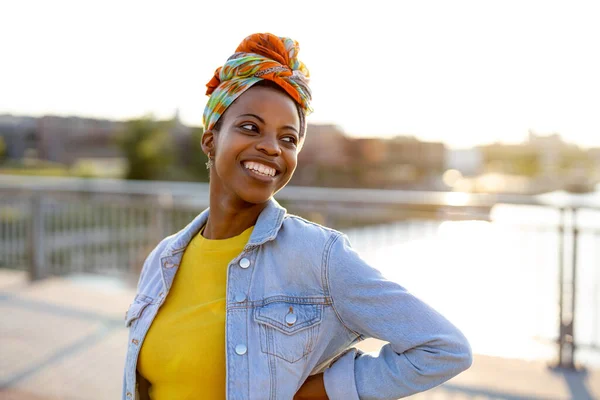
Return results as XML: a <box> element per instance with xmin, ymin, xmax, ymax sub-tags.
<box><xmin>241</xmin><ymin>160</ymin><xmax>280</xmax><ymax>182</ymax></box>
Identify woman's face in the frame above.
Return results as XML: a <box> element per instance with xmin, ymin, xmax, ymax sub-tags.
<box><xmin>203</xmin><ymin>85</ymin><xmax>302</xmax><ymax>205</ymax></box>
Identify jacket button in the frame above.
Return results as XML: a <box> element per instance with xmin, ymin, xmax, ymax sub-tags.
<box><xmin>235</xmin><ymin>344</ymin><xmax>247</xmax><ymax>355</ymax></box>
<box><xmin>126</xmin><ymin>392</ymin><xmax>132</xmax><ymax>398</ymax></box>
<box><xmin>164</xmin><ymin>262</ymin><xmax>176</xmax><ymax>269</ymax></box>
<box><xmin>131</xmin><ymin>339</ymin><xmax>139</xmax><ymax>345</ymax></box>
<box><xmin>285</xmin><ymin>313</ymin><xmax>297</xmax><ymax>326</ymax></box>
<box><xmin>235</xmin><ymin>293</ymin><xmax>246</xmax><ymax>303</ymax></box>
<box><xmin>239</xmin><ymin>258</ymin><xmax>250</xmax><ymax>269</ymax></box>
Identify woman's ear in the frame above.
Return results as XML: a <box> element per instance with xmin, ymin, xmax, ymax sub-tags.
<box><xmin>201</xmin><ymin>130</ymin><xmax>215</xmax><ymax>156</ymax></box>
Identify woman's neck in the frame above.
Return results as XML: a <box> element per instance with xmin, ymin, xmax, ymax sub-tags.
<box><xmin>203</xmin><ymin>192</ymin><xmax>267</xmax><ymax>240</ymax></box>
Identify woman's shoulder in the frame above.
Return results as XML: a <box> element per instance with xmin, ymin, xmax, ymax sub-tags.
<box><xmin>279</xmin><ymin>213</ymin><xmax>345</xmax><ymax>244</ymax></box>
<box><xmin>137</xmin><ymin>233</ymin><xmax>178</xmax><ymax>278</ymax></box>
<box><xmin>148</xmin><ymin>233</ymin><xmax>177</xmax><ymax>260</ymax></box>
<box><xmin>283</xmin><ymin>213</ymin><xmax>341</xmax><ymax>233</ymax></box>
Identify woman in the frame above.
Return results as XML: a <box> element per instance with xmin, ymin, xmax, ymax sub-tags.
<box><xmin>122</xmin><ymin>33</ymin><xmax>472</xmax><ymax>400</ymax></box>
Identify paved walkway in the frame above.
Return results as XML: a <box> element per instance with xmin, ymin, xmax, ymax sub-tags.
<box><xmin>0</xmin><ymin>268</ymin><xmax>598</xmax><ymax>400</ymax></box>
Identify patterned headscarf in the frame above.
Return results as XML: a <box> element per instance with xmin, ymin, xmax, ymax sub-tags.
<box><xmin>203</xmin><ymin>33</ymin><xmax>312</xmax><ymax>134</ymax></box>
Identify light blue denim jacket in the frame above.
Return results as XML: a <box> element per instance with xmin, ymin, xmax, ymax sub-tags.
<box><xmin>122</xmin><ymin>198</ymin><xmax>472</xmax><ymax>400</ymax></box>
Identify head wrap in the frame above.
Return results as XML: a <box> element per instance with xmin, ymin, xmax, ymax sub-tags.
<box><xmin>203</xmin><ymin>33</ymin><xmax>312</xmax><ymax>134</ymax></box>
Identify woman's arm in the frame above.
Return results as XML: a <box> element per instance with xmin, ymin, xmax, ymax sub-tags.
<box><xmin>294</xmin><ymin>373</ymin><xmax>328</xmax><ymax>400</ymax></box>
<box><xmin>322</xmin><ymin>234</ymin><xmax>472</xmax><ymax>400</ymax></box>
<box><xmin>136</xmin><ymin>372</ymin><xmax>151</xmax><ymax>400</ymax></box>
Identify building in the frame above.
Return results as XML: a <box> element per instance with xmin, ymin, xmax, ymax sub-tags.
<box><xmin>0</xmin><ymin>114</ymin><xmax>38</xmax><ymax>159</ymax></box>
<box><xmin>2</xmin><ymin>113</ymin><xmax>450</xmax><ymax>189</ymax></box>
<box><xmin>36</xmin><ymin>115</ymin><xmax>124</xmax><ymax>164</ymax></box>
<box><xmin>0</xmin><ymin>112</ymin><xmax>190</xmax><ymax>168</ymax></box>
<box><xmin>351</xmin><ymin>138</ymin><xmax>389</xmax><ymax>165</ymax></box>
<box><xmin>292</xmin><ymin>124</ymin><xmax>353</xmax><ymax>186</ymax></box>
<box><xmin>387</xmin><ymin>136</ymin><xmax>446</xmax><ymax>173</ymax></box>
<box><xmin>298</xmin><ymin>124</ymin><xmax>351</xmax><ymax>167</ymax></box>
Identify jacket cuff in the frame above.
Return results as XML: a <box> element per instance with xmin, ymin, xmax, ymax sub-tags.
<box><xmin>323</xmin><ymin>349</ymin><xmax>360</xmax><ymax>400</ymax></box>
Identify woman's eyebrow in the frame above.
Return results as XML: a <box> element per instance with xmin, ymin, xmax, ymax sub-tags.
<box><xmin>237</xmin><ymin>113</ymin><xmax>265</xmax><ymax>124</ymax></box>
<box><xmin>238</xmin><ymin>113</ymin><xmax>298</xmax><ymax>134</ymax></box>
<box><xmin>282</xmin><ymin>125</ymin><xmax>299</xmax><ymax>134</ymax></box>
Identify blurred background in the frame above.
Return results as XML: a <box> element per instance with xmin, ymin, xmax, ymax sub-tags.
<box><xmin>1</xmin><ymin>0</ymin><xmax>600</xmax><ymax>399</ymax></box>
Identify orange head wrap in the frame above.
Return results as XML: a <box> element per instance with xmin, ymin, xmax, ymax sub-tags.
<box><xmin>203</xmin><ymin>33</ymin><xmax>312</xmax><ymax>134</ymax></box>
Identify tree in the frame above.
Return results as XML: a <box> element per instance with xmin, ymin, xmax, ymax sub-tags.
<box><xmin>186</xmin><ymin>126</ymin><xmax>210</xmax><ymax>182</ymax></box>
<box><xmin>0</xmin><ymin>136</ymin><xmax>6</xmax><ymax>162</ymax></box>
<box><xmin>117</xmin><ymin>117</ymin><xmax>175</xmax><ymax>180</ymax></box>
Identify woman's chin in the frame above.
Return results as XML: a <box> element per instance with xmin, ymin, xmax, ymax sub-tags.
<box><xmin>237</xmin><ymin>190</ymin><xmax>274</xmax><ymax>206</ymax></box>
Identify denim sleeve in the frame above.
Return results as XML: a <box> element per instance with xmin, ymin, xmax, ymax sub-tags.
<box><xmin>323</xmin><ymin>233</ymin><xmax>473</xmax><ymax>400</ymax></box>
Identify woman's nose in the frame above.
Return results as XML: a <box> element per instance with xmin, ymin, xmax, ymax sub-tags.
<box><xmin>256</xmin><ymin>134</ymin><xmax>282</xmax><ymax>156</ymax></box>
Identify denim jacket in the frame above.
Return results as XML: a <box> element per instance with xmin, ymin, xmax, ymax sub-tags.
<box><xmin>122</xmin><ymin>198</ymin><xmax>472</xmax><ymax>400</ymax></box>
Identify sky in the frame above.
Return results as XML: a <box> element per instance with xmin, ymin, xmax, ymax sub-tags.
<box><xmin>1</xmin><ymin>0</ymin><xmax>599</xmax><ymax>148</ymax></box>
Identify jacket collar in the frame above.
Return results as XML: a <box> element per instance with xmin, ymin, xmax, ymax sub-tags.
<box><xmin>161</xmin><ymin>197</ymin><xmax>287</xmax><ymax>257</ymax></box>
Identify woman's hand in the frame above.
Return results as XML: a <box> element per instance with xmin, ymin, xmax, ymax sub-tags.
<box><xmin>293</xmin><ymin>373</ymin><xmax>329</xmax><ymax>400</ymax></box>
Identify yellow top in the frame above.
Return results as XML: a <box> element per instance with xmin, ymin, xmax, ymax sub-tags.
<box><xmin>137</xmin><ymin>225</ymin><xmax>254</xmax><ymax>400</ymax></box>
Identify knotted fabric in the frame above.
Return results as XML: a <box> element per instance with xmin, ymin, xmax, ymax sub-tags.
<box><xmin>203</xmin><ymin>33</ymin><xmax>312</xmax><ymax>133</ymax></box>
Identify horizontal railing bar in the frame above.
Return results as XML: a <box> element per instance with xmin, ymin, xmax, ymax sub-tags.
<box><xmin>1</xmin><ymin>174</ymin><xmax>599</xmax><ymax>210</ymax></box>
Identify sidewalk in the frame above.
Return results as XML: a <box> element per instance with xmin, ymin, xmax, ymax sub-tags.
<box><xmin>0</xmin><ymin>268</ymin><xmax>598</xmax><ymax>400</ymax></box>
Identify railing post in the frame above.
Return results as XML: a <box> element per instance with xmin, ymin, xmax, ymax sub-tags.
<box><xmin>568</xmin><ymin>208</ymin><xmax>579</xmax><ymax>368</ymax></box>
<box><xmin>28</xmin><ymin>195</ymin><xmax>46</xmax><ymax>281</ymax></box>
<box><xmin>556</xmin><ymin>207</ymin><xmax>565</xmax><ymax>367</ymax></box>
<box><xmin>555</xmin><ymin>207</ymin><xmax>577</xmax><ymax>369</ymax></box>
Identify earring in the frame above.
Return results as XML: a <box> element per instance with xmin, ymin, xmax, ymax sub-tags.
<box><xmin>205</xmin><ymin>153</ymin><xmax>214</xmax><ymax>170</ymax></box>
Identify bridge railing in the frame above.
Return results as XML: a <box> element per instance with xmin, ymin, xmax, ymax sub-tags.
<box><xmin>0</xmin><ymin>174</ymin><xmax>599</xmax><ymax>369</ymax></box>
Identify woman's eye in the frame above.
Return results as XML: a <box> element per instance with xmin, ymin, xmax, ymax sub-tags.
<box><xmin>240</xmin><ymin>123</ymin><xmax>258</xmax><ymax>132</ymax></box>
<box><xmin>281</xmin><ymin>136</ymin><xmax>297</xmax><ymax>145</ymax></box>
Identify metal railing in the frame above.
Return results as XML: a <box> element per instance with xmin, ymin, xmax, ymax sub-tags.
<box><xmin>0</xmin><ymin>174</ymin><xmax>599</xmax><ymax>370</ymax></box>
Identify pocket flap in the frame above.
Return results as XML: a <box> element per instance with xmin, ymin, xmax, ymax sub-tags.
<box><xmin>254</xmin><ymin>302</ymin><xmax>322</xmax><ymax>335</ymax></box>
<box><xmin>125</xmin><ymin>295</ymin><xmax>152</xmax><ymax>327</ymax></box>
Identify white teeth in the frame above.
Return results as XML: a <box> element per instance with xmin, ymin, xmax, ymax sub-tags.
<box><xmin>243</xmin><ymin>161</ymin><xmax>276</xmax><ymax>177</ymax></box>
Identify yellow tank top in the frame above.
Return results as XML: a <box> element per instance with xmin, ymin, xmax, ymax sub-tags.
<box><xmin>137</xmin><ymin>225</ymin><xmax>254</xmax><ymax>400</ymax></box>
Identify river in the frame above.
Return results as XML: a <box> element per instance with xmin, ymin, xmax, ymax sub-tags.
<box><xmin>345</xmin><ymin>185</ymin><xmax>600</xmax><ymax>367</ymax></box>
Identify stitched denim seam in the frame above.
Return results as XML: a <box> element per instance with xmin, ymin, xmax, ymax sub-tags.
<box><xmin>261</xmin><ymin>326</ymin><xmax>317</xmax><ymax>364</ymax></box>
<box><xmin>325</xmin><ymin>233</ymin><xmax>362</xmax><ymax>337</ymax></box>
<box><xmin>321</xmin><ymin>232</ymin><xmax>338</xmax><ymax>297</ymax></box>
<box><xmin>240</xmin><ymin>295</ymin><xmax>331</xmax><ymax>307</ymax></box>
<box><xmin>254</xmin><ymin>305</ymin><xmax>323</xmax><ymax>334</ymax></box>
<box><xmin>284</xmin><ymin>214</ymin><xmax>342</xmax><ymax>236</ymax></box>
<box><xmin>267</xmin><ymin>328</ymin><xmax>277</xmax><ymax>400</ymax></box>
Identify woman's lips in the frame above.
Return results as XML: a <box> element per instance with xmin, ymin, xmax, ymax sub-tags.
<box><xmin>241</xmin><ymin>162</ymin><xmax>277</xmax><ymax>183</ymax></box>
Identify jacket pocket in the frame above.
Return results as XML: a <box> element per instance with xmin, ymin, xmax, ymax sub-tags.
<box><xmin>125</xmin><ymin>295</ymin><xmax>153</xmax><ymax>328</ymax></box>
<box><xmin>254</xmin><ymin>302</ymin><xmax>323</xmax><ymax>363</ymax></box>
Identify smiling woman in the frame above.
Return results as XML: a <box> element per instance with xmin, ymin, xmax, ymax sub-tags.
<box><xmin>122</xmin><ymin>33</ymin><xmax>472</xmax><ymax>400</ymax></box>
<box><xmin>203</xmin><ymin>81</ymin><xmax>302</xmax><ymax>206</ymax></box>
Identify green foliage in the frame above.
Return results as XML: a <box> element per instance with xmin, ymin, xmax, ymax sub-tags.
<box><xmin>0</xmin><ymin>157</ymin><xmax>71</xmax><ymax>177</ymax></box>
<box><xmin>481</xmin><ymin>146</ymin><xmax>541</xmax><ymax>177</ymax></box>
<box><xmin>117</xmin><ymin>116</ymin><xmax>175</xmax><ymax>180</ymax></box>
<box><xmin>0</xmin><ymin>136</ymin><xmax>6</xmax><ymax>161</ymax></box>
<box><xmin>186</xmin><ymin>126</ymin><xmax>210</xmax><ymax>182</ymax></box>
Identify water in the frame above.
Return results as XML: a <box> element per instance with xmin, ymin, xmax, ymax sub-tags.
<box><xmin>345</xmin><ymin>193</ymin><xmax>600</xmax><ymax>367</ymax></box>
